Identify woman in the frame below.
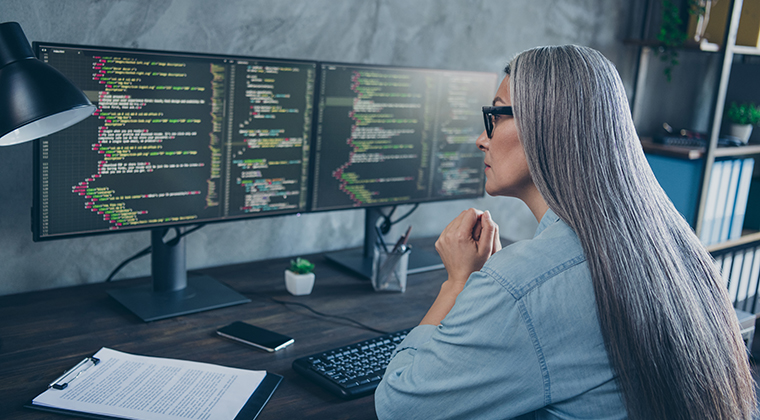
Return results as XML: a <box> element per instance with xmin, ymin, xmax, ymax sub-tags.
<box><xmin>375</xmin><ymin>45</ymin><xmax>756</xmax><ymax>419</ymax></box>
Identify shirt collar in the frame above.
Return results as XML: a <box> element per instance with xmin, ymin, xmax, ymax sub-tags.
<box><xmin>533</xmin><ymin>208</ymin><xmax>560</xmax><ymax>238</ymax></box>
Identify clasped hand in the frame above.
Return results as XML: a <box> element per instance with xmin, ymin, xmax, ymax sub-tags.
<box><xmin>435</xmin><ymin>208</ymin><xmax>501</xmax><ymax>286</ymax></box>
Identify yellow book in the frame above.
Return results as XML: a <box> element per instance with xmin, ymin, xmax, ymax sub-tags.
<box><xmin>686</xmin><ymin>0</ymin><xmax>760</xmax><ymax>48</ymax></box>
<box><xmin>737</xmin><ymin>0</ymin><xmax>760</xmax><ymax>47</ymax></box>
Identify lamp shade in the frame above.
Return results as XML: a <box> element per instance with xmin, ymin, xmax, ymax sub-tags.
<box><xmin>0</xmin><ymin>22</ymin><xmax>95</xmax><ymax>146</ymax></box>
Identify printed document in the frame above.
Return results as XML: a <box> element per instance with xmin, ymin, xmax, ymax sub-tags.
<box><xmin>32</xmin><ymin>347</ymin><xmax>266</xmax><ymax>420</ymax></box>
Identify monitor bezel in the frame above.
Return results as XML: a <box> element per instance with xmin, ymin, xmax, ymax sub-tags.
<box><xmin>31</xmin><ymin>42</ymin><xmax>319</xmax><ymax>242</ymax></box>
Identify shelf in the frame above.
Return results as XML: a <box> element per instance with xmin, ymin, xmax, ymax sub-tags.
<box><xmin>731</xmin><ymin>45</ymin><xmax>760</xmax><ymax>56</ymax></box>
<box><xmin>706</xmin><ymin>231</ymin><xmax>760</xmax><ymax>253</ymax></box>
<box><xmin>623</xmin><ymin>38</ymin><xmax>720</xmax><ymax>53</ymax></box>
<box><xmin>624</xmin><ymin>40</ymin><xmax>760</xmax><ymax>57</ymax></box>
<box><xmin>641</xmin><ymin>139</ymin><xmax>760</xmax><ymax>160</ymax></box>
<box><xmin>640</xmin><ymin>138</ymin><xmax>704</xmax><ymax>160</ymax></box>
<box><xmin>714</xmin><ymin>144</ymin><xmax>760</xmax><ymax>157</ymax></box>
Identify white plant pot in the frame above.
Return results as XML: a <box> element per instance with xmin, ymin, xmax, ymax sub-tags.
<box><xmin>729</xmin><ymin>123</ymin><xmax>753</xmax><ymax>144</ymax></box>
<box><xmin>285</xmin><ymin>270</ymin><xmax>315</xmax><ymax>296</ymax></box>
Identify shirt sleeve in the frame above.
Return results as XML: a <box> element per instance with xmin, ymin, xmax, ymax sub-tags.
<box><xmin>374</xmin><ymin>270</ymin><xmax>548</xmax><ymax>420</ymax></box>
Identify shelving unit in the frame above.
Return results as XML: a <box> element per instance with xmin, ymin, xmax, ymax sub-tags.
<box><xmin>632</xmin><ymin>0</ymin><xmax>760</xmax><ymax>313</ymax></box>
<box><xmin>695</xmin><ymin>0</ymin><xmax>759</xmax><ymax>238</ymax></box>
<box><xmin>634</xmin><ymin>0</ymin><xmax>760</xmax><ymax>238</ymax></box>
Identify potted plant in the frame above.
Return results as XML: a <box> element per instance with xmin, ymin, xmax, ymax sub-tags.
<box><xmin>285</xmin><ymin>257</ymin><xmax>315</xmax><ymax>296</ymax></box>
<box><xmin>725</xmin><ymin>102</ymin><xmax>760</xmax><ymax>144</ymax></box>
<box><xmin>655</xmin><ymin>0</ymin><xmax>706</xmax><ymax>81</ymax></box>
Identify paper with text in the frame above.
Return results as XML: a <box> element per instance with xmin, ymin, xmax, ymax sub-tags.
<box><xmin>33</xmin><ymin>347</ymin><xmax>266</xmax><ymax>420</ymax></box>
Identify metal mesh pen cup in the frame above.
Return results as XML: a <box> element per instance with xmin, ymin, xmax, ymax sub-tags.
<box><xmin>371</xmin><ymin>245</ymin><xmax>411</xmax><ymax>292</ymax></box>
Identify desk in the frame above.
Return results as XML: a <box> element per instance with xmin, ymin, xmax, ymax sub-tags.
<box><xmin>0</xmin><ymin>241</ymin><xmax>447</xmax><ymax>420</ymax></box>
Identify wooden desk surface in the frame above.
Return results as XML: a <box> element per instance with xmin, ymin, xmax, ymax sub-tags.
<box><xmin>0</xmin><ymin>242</ymin><xmax>447</xmax><ymax>420</ymax></box>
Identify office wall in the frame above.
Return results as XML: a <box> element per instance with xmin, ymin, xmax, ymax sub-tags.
<box><xmin>1</xmin><ymin>0</ymin><xmax>639</xmax><ymax>295</ymax></box>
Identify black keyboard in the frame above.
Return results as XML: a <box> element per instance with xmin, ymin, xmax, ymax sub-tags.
<box><xmin>292</xmin><ymin>328</ymin><xmax>412</xmax><ymax>399</ymax></box>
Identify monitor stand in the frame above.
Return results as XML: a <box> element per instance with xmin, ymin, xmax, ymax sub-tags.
<box><xmin>108</xmin><ymin>228</ymin><xmax>250</xmax><ymax>322</ymax></box>
<box><xmin>324</xmin><ymin>208</ymin><xmax>445</xmax><ymax>279</ymax></box>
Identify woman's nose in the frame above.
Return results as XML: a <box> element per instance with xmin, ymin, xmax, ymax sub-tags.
<box><xmin>476</xmin><ymin>129</ymin><xmax>489</xmax><ymax>151</ymax></box>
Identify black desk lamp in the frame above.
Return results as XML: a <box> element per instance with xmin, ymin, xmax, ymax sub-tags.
<box><xmin>0</xmin><ymin>22</ymin><xmax>95</xmax><ymax>146</ymax></box>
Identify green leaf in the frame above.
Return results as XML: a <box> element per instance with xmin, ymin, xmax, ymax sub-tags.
<box><xmin>289</xmin><ymin>257</ymin><xmax>315</xmax><ymax>274</ymax></box>
<box><xmin>725</xmin><ymin>102</ymin><xmax>760</xmax><ymax>125</ymax></box>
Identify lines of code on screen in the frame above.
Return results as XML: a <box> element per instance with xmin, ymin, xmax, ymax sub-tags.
<box><xmin>312</xmin><ymin>64</ymin><xmax>496</xmax><ymax>211</ymax></box>
<box><xmin>36</xmin><ymin>46</ymin><xmax>314</xmax><ymax>238</ymax></box>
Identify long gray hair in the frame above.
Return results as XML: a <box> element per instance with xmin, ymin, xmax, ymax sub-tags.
<box><xmin>508</xmin><ymin>45</ymin><xmax>756</xmax><ymax>419</ymax></box>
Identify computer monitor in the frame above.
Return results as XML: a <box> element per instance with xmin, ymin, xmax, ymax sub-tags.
<box><xmin>311</xmin><ymin>63</ymin><xmax>497</xmax><ymax>278</ymax></box>
<box><xmin>32</xmin><ymin>43</ymin><xmax>316</xmax><ymax>321</ymax></box>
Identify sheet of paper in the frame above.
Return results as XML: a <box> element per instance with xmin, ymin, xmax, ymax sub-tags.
<box><xmin>33</xmin><ymin>347</ymin><xmax>266</xmax><ymax>420</ymax></box>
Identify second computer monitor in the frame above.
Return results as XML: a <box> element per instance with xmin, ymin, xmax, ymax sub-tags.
<box><xmin>311</xmin><ymin>63</ymin><xmax>497</xmax><ymax>211</ymax></box>
<box><xmin>312</xmin><ymin>63</ymin><xmax>497</xmax><ymax>277</ymax></box>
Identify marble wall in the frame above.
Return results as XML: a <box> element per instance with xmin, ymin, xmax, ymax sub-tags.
<box><xmin>1</xmin><ymin>0</ymin><xmax>639</xmax><ymax>295</ymax></box>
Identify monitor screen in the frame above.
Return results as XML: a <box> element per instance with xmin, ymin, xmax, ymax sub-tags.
<box><xmin>33</xmin><ymin>43</ymin><xmax>316</xmax><ymax>241</ymax></box>
<box><xmin>311</xmin><ymin>63</ymin><xmax>497</xmax><ymax>211</ymax></box>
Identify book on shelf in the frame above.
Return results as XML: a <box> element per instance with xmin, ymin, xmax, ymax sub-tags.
<box><xmin>700</xmin><ymin>157</ymin><xmax>757</xmax><ymax>246</ymax></box>
<box><xmin>700</xmin><ymin>160</ymin><xmax>726</xmax><ymax>245</ymax></box>
<box><xmin>730</xmin><ymin>158</ymin><xmax>756</xmax><ymax>240</ymax></box>
<box><xmin>726</xmin><ymin>252</ymin><xmax>743</xmax><ymax>306</ymax></box>
<box><xmin>719</xmin><ymin>246</ymin><xmax>760</xmax><ymax>313</ymax></box>
<box><xmin>644</xmin><ymin>152</ymin><xmax>703</xmax><ymax>227</ymax></box>
<box><xmin>710</xmin><ymin>160</ymin><xmax>735</xmax><ymax>245</ymax></box>
<box><xmin>717</xmin><ymin>159</ymin><xmax>743</xmax><ymax>243</ymax></box>
<box><xmin>745</xmin><ymin>247</ymin><xmax>760</xmax><ymax>311</ymax></box>
<box><xmin>643</xmin><ymin>149</ymin><xmax>755</xmax><ymax>246</ymax></box>
<box><xmin>717</xmin><ymin>253</ymin><xmax>730</xmax><ymax>287</ymax></box>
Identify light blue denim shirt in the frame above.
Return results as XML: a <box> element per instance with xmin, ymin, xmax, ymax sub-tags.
<box><xmin>375</xmin><ymin>209</ymin><xmax>626</xmax><ymax>419</ymax></box>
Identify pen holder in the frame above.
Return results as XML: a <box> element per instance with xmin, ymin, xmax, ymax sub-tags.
<box><xmin>371</xmin><ymin>245</ymin><xmax>411</xmax><ymax>293</ymax></box>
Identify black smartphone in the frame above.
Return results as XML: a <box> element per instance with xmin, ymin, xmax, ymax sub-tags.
<box><xmin>217</xmin><ymin>321</ymin><xmax>294</xmax><ymax>352</ymax></box>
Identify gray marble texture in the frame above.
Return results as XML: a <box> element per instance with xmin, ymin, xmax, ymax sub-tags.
<box><xmin>1</xmin><ymin>0</ymin><xmax>639</xmax><ymax>295</ymax></box>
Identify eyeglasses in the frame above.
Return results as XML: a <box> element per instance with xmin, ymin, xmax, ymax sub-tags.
<box><xmin>482</xmin><ymin>106</ymin><xmax>513</xmax><ymax>138</ymax></box>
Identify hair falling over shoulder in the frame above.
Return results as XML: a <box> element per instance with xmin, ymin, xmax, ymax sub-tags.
<box><xmin>507</xmin><ymin>45</ymin><xmax>757</xmax><ymax>420</ymax></box>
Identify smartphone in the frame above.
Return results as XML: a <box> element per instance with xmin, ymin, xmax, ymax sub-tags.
<box><xmin>217</xmin><ymin>321</ymin><xmax>294</xmax><ymax>352</ymax></box>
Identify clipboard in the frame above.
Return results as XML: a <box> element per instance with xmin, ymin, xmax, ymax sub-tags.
<box><xmin>25</xmin><ymin>372</ymin><xmax>282</xmax><ymax>420</ymax></box>
<box><xmin>24</xmin><ymin>348</ymin><xmax>283</xmax><ymax>420</ymax></box>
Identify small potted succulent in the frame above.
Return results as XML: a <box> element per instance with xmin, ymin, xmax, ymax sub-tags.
<box><xmin>725</xmin><ymin>102</ymin><xmax>760</xmax><ymax>144</ymax></box>
<box><xmin>285</xmin><ymin>257</ymin><xmax>315</xmax><ymax>296</ymax></box>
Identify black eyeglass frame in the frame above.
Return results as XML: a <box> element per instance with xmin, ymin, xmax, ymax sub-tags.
<box><xmin>482</xmin><ymin>106</ymin><xmax>513</xmax><ymax>138</ymax></box>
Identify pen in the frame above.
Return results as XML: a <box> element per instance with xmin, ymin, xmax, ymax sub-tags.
<box><xmin>391</xmin><ymin>225</ymin><xmax>412</xmax><ymax>253</ymax></box>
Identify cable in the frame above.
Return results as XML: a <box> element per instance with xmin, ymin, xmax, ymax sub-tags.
<box><xmin>104</xmin><ymin>225</ymin><xmax>205</xmax><ymax>282</ymax></box>
<box><xmin>378</xmin><ymin>204</ymin><xmax>419</xmax><ymax>234</ymax></box>
<box><xmin>255</xmin><ymin>293</ymin><xmax>389</xmax><ymax>335</ymax></box>
<box><xmin>391</xmin><ymin>203</ymin><xmax>418</xmax><ymax>224</ymax></box>
<box><xmin>104</xmin><ymin>246</ymin><xmax>151</xmax><ymax>282</ymax></box>
<box><xmin>172</xmin><ymin>224</ymin><xmax>204</xmax><ymax>242</ymax></box>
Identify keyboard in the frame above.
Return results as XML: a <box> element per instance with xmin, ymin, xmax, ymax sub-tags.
<box><xmin>292</xmin><ymin>328</ymin><xmax>412</xmax><ymax>399</ymax></box>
